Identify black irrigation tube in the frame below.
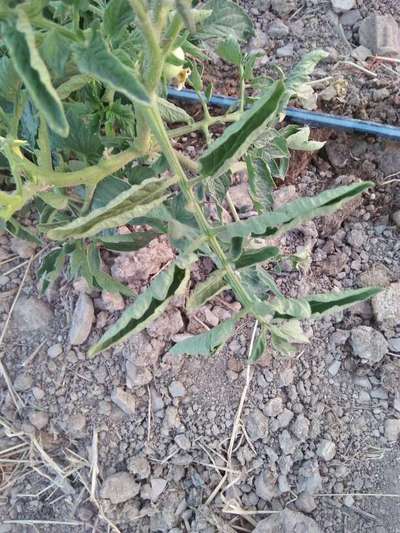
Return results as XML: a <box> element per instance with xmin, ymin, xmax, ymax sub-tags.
<box><xmin>167</xmin><ymin>87</ymin><xmax>400</xmax><ymax>141</ymax></box>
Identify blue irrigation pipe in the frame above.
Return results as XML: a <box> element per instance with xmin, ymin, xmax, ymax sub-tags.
<box><xmin>167</xmin><ymin>87</ymin><xmax>400</xmax><ymax>141</ymax></box>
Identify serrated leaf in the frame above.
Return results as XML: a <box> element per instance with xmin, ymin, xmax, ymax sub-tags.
<box><xmin>305</xmin><ymin>286</ymin><xmax>382</xmax><ymax>318</ymax></box>
<box><xmin>198</xmin><ymin>0</ymin><xmax>253</xmax><ymax>42</ymax></box>
<box><xmin>103</xmin><ymin>0</ymin><xmax>135</xmax><ymax>37</ymax></box>
<box><xmin>40</xmin><ymin>30</ymin><xmax>70</xmax><ymax>78</ymax></box>
<box><xmin>98</xmin><ymin>231</ymin><xmax>160</xmax><ymax>252</ymax></box>
<box><xmin>74</xmin><ymin>31</ymin><xmax>150</xmax><ymax>107</ymax></box>
<box><xmin>169</xmin><ymin>318</ymin><xmax>237</xmax><ymax>356</ymax></box>
<box><xmin>3</xmin><ymin>12</ymin><xmax>69</xmax><ymax>136</ymax></box>
<box><xmin>187</xmin><ymin>269</ymin><xmax>227</xmax><ymax>311</ymax></box>
<box><xmin>158</xmin><ymin>97</ymin><xmax>193</xmax><ymax>124</ymax></box>
<box><xmin>235</xmin><ymin>245</ymin><xmax>280</xmax><ymax>269</ymax></box>
<box><xmin>0</xmin><ymin>56</ymin><xmax>20</xmax><ymax>102</ymax></box>
<box><xmin>89</xmin><ymin>262</ymin><xmax>190</xmax><ymax>356</ymax></box>
<box><xmin>286</xmin><ymin>126</ymin><xmax>325</xmax><ymax>152</ymax></box>
<box><xmin>38</xmin><ymin>248</ymin><xmax>65</xmax><ymax>293</ymax></box>
<box><xmin>91</xmin><ymin>176</ymin><xmax>130</xmax><ymax>209</ymax></box>
<box><xmin>217</xmin><ymin>181</ymin><xmax>373</xmax><ymax>242</ymax></box>
<box><xmin>47</xmin><ymin>175</ymin><xmax>176</xmax><ymax>240</ymax></box>
<box><xmin>199</xmin><ymin>80</ymin><xmax>285</xmax><ymax>178</ymax></box>
<box><xmin>216</xmin><ymin>35</ymin><xmax>242</xmax><ymax>65</ymax></box>
<box><xmin>246</xmin><ymin>156</ymin><xmax>274</xmax><ymax>213</ymax></box>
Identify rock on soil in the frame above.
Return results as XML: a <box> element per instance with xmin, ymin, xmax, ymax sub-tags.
<box><xmin>317</xmin><ymin>439</ymin><xmax>336</xmax><ymax>461</ymax></box>
<box><xmin>10</xmin><ymin>237</ymin><xmax>36</xmax><ymax>258</ymax></box>
<box><xmin>359</xmin><ymin>14</ymin><xmax>400</xmax><ymax>57</ymax></box>
<box><xmin>100</xmin><ymin>472</ymin><xmax>139</xmax><ymax>504</ymax></box>
<box><xmin>253</xmin><ymin>508</ymin><xmax>322</xmax><ymax>533</ymax></box>
<box><xmin>350</xmin><ymin>326</ymin><xmax>388</xmax><ymax>364</ymax></box>
<box><xmin>245</xmin><ymin>409</ymin><xmax>269</xmax><ymax>441</ymax></box>
<box><xmin>372</xmin><ymin>282</ymin><xmax>400</xmax><ymax>329</ymax></box>
<box><xmin>29</xmin><ymin>411</ymin><xmax>49</xmax><ymax>430</ymax></box>
<box><xmin>384</xmin><ymin>419</ymin><xmax>400</xmax><ymax>442</ymax></box>
<box><xmin>331</xmin><ymin>0</ymin><xmax>355</xmax><ymax>13</ymax></box>
<box><xmin>13</xmin><ymin>297</ymin><xmax>53</xmax><ymax>332</ymax></box>
<box><xmin>111</xmin><ymin>387</ymin><xmax>136</xmax><ymax>416</ymax></box>
<box><xmin>69</xmin><ymin>293</ymin><xmax>94</xmax><ymax>345</ymax></box>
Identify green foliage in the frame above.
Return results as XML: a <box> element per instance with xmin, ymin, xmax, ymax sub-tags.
<box><xmin>0</xmin><ymin>0</ymin><xmax>379</xmax><ymax>362</ymax></box>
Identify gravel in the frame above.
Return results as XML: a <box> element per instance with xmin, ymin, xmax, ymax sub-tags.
<box><xmin>111</xmin><ymin>387</ymin><xmax>136</xmax><ymax>416</ymax></box>
<box><xmin>317</xmin><ymin>439</ymin><xmax>336</xmax><ymax>461</ymax></box>
<box><xmin>253</xmin><ymin>508</ymin><xmax>322</xmax><ymax>533</ymax></box>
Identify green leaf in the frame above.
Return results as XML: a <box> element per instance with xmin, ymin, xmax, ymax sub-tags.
<box><xmin>169</xmin><ymin>318</ymin><xmax>237</xmax><ymax>356</ymax></box>
<box><xmin>103</xmin><ymin>0</ymin><xmax>135</xmax><ymax>37</ymax></box>
<box><xmin>216</xmin><ymin>35</ymin><xmax>242</xmax><ymax>65</ymax></box>
<box><xmin>86</xmin><ymin>243</ymin><xmax>133</xmax><ymax>297</ymax></box>
<box><xmin>3</xmin><ymin>11</ymin><xmax>69</xmax><ymax>136</ymax></box>
<box><xmin>38</xmin><ymin>248</ymin><xmax>66</xmax><ymax>293</ymax></box>
<box><xmin>38</xmin><ymin>191</ymin><xmax>69</xmax><ymax>210</ymax></box>
<box><xmin>0</xmin><ymin>56</ymin><xmax>20</xmax><ymax>102</ymax></box>
<box><xmin>198</xmin><ymin>0</ymin><xmax>253</xmax><ymax>42</ymax></box>
<box><xmin>217</xmin><ymin>181</ymin><xmax>373</xmax><ymax>242</ymax></box>
<box><xmin>199</xmin><ymin>80</ymin><xmax>285</xmax><ymax>178</ymax></box>
<box><xmin>285</xmin><ymin>49</ymin><xmax>328</xmax><ymax>104</ymax></box>
<box><xmin>40</xmin><ymin>30</ymin><xmax>70</xmax><ymax>78</ymax></box>
<box><xmin>249</xmin><ymin>329</ymin><xmax>266</xmax><ymax>362</ymax></box>
<box><xmin>0</xmin><ymin>217</ymin><xmax>42</xmax><ymax>244</ymax></box>
<box><xmin>269</xmin><ymin>320</ymin><xmax>309</xmax><ymax>344</ymax></box>
<box><xmin>286</xmin><ymin>126</ymin><xmax>325</xmax><ymax>152</ymax></box>
<box><xmin>188</xmin><ymin>60</ymin><xmax>203</xmax><ymax>92</ymax></box>
<box><xmin>74</xmin><ymin>31</ymin><xmax>150</xmax><ymax>107</ymax></box>
<box><xmin>56</xmin><ymin>74</ymin><xmax>92</xmax><ymax>100</ymax></box>
<box><xmin>187</xmin><ymin>269</ymin><xmax>227</xmax><ymax>311</ymax></box>
<box><xmin>98</xmin><ymin>231</ymin><xmax>160</xmax><ymax>252</ymax></box>
<box><xmin>158</xmin><ymin>96</ymin><xmax>193</xmax><ymax>124</ymax></box>
<box><xmin>91</xmin><ymin>176</ymin><xmax>129</xmax><ymax>209</ymax></box>
<box><xmin>246</xmin><ymin>156</ymin><xmax>274</xmax><ymax>213</ymax></box>
<box><xmin>235</xmin><ymin>245</ymin><xmax>280</xmax><ymax>269</ymax></box>
<box><xmin>305</xmin><ymin>286</ymin><xmax>382</xmax><ymax>318</ymax></box>
<box><xmin>47</xmin><ymin>175</ymin><xmax>176</xmax><ymax>240</ymax></box>
<box><xmin>89</xmin><ymin>262</ymin><xmax>190</xmax><ymax>356</ymax></box>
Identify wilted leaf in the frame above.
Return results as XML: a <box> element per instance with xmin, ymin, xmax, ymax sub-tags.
<box><xmin>234</xmin><ymin>245</ymin><xmax>280</xmax><ymax>269</ymax></box>
<box><xmin>305</xmin><ymin>286</ymin><xmax>382</xmax><ymax>318</ymax></box>
<box><xmin>86</xmin><ymin>243</ymin><xmax>132</xmax><ymax>296</ymax></box>
<box><xmin>286</xmin><ymin>126</ymin><xmax>325</xmax><ymax>152</ymax></box>
<box><xmin>3</xmin><ymin>11</ymin><xmax>69</xmax><ymax>136</ymax></box>
<box><xmin>246</xmin><ymin>156</ymin><xmax>274</xmax><ymax>213</ymax></box>
<box><xmin>0</xmin><ymin>217</ymin><xmax>42</xmax><ymax>244</ymax></box>
<box><xmin>199</xmin><ymin>80</ymin><xmax>285</xmax><ymax>178</ymax></box>
<box><xmin>89</xmin><ymin>262</ymin><xmax>190</xmax><ymax>356</ymax></box>
<box><xmin>187</xmin><ymin>269</ymin><xmax>227</xmax><ymax>311</ymax></box>
<box><xmin>249</xmin><ymin>329</ymin><xmax>266</xmax><ymax>362</ymax></box>
<box><xmin>47</xmin><ymin>175</ymin><xmax>177</xmax><ymax>240</ymax></box>
<box><xmin>169</xmin><ymin>318</ymin><xmax>237</xmax><ymax>356</ymax></box>
<box><xmin>269</xmin><ymin>320</ymin><xmax>309</xmax><ymax>344</ymax></box>
<box><xmin>98</xmin><ymin>231</ymin><xmax>160</xmax><ymax>252</ymax></box>
<box><xmin>74</xmin><ymin>31</ymin><xmax>150</xmax><ymax>107</ymax></box>
<box><xmin>38</xmin><ymin>248</ymin><xmax>65</xmax><ymax>293</ymax></box>
<box><xmin>217</xmin><ymin>181</ymin><xmax>373</xmax><ymax>241</ymax></box>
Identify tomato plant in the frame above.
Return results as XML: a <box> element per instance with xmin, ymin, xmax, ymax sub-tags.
<box><xmin>0</xmin><ymin>0</ymin><xmax>379</xmax><ymax>358</ymax></box>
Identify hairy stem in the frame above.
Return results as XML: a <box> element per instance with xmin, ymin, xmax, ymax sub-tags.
<box><xmin>168</xmin><ymin>112</ymin><xmax>240</xmax><ymax>139</ymax></box>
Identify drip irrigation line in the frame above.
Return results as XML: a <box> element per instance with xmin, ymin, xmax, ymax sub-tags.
<box><xmin>167</xmin><ymin>87</ymin><xmax>400</xmax><ymax>141</ymax></box>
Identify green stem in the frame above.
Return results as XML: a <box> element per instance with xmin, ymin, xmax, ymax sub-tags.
<box><xmin>168</xmin><ymin>112</ymin><xmax>240</xmax><ymax>139</ymax></box>
<box><xmin>162</xmin><ymin>13</ymin><xmax>183</xmax><ymax>58</ymax></box>
<box><xmin>226</xmin><ymin>191</ymin><xmax>240</xmax><ymax>222</ymax></box>
<box><xmin>18</xmin><ymin>146</ymin><xmax>143</xmax><ymax>187</ymax></box>
<box><xmin>146</xmin><ymin>105</ymin><xmax>253</xmax><ymax>307</ymax></box>
<box><xmin>239</xmin><ymin>65</ymin><xmax>245</xmax><ymax>113</ymax></box>
<box><xmin>129</xmin><ymin>0</ymin><xmax>162</xmax><ymax>91</ymax></box>
<box><xmin>32</xmin><ymin>16</ymin><xmax>82</xmax><ymax>42</ymax></box>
